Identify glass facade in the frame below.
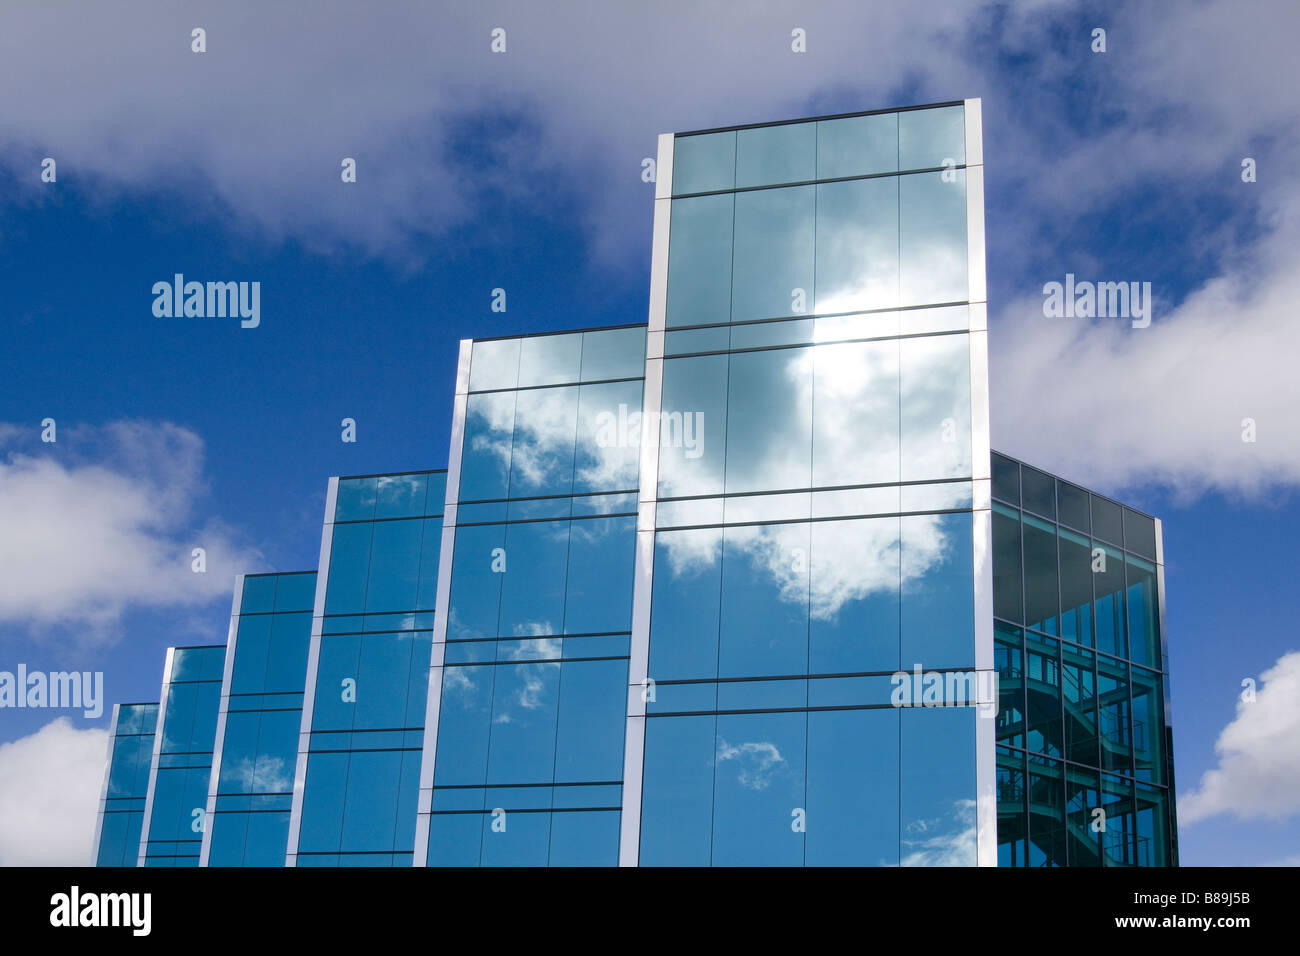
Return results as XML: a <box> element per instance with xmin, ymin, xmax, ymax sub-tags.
<box><xmin>991</xmin><ymin>451</ymin><xmax>1175</xmax><ymax>867</ymax></box>
<box><xmin>91</xmin><ymin>101</ymin><xmax>1174</xmax><ymax>868</ymax></box>
<box><xmin>204</xmin><ymin>571</ymin><xmax>315</xmax><ymax>866</ymax></box>
<box><xmin>92</xmin><ymin>702</ymin><xmax>158</xmax><ymax>866</ymax></box>
<box><xmin>292</xmin><ymin>471</ymin><xmax>446</xmax><ymax>866</ymax></box>
<box><xmin>420</xmin><ymin>327</ymin><xmax>644</xmax><ymax>866</ymax></box>
<box><xmin>635</xmin><ymin>103</ymin><xmax>987</xmax><ymax>867</ymax></box>
<box><xmin>139</xmin><ymin>645</ymin><xmax>225</xmax><ymax>866</ymax></box>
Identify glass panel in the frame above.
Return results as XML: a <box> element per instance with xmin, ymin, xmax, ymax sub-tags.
<box><xmin>446</xmin><ymin>524</ymin><xmax>505</xmax><ymax>640</ymax></box>
<box><xmin>990</xmin><ymin>452</ymin><xmax>1020</xmax><ymax>505</ymax></box>
<box><xmin>1131</xmin><ymin>667</ymin><xmax>1166</xmax><ymax>785</ymax></box>
<box><xmin>563</xmin><ymin>516</ymin><xmax>635</xmax><ymax>634</ymax></box>
<box><xmin>995</xmin><ymin>624</ymin><xmax>1025</xmax><ymax>748</ymax></box>
<box><xmin>373</xmin><ymin>474</ymin><xmax>426</xmax><ymax>519</ymax></box>
<box><xmin>518</xmin><ymin>333</ymin><xmax>582</xmax><ymax>388</ymax></box>
<box><xmin>816</xmin><ymin>112</ymin><xmax>898</xmax><ymax>179</ymax></box>
<box><xmin>486</xmin><ymin>661</ymin><xmax>560</xmax><ymax>784</ymax></box>
<box><xmin>1135</xmin><ymin>783</ymin><xmax>1169</xmax><ymax>866</ymax></box>
<box><xmin>806</xmin><ymin>708</ymin><xmax>899</xmax><ymax>866</ymax></box>
<box><xmin>725</xmin><ymin>347</ymin><xmax>812</xmax><ymax>494</ymax></box>
<box><xmin>498</xmin><ymin>520</ymin><xmax>568</xmax><ymax>637</ymax></box>
<box><xmin>718</xmin><ymin>522</ymin><xmax>810</xmax><ymax>678</ymax></box>
<box><xmin>240</xmin><ymin>575</ymin><xmax>277</xmax><ymax>613</ymax></box>
<box><xmin>899</xmin><ymin>170</ymin><xmax>966</xmax><ymax>307</ymax></box>
<box><xmin>433</xmin><ymin>665</ymin><xmax>495</xmax><ymax>787</ymax></box>
<box><xmin>1097</xmin><ymin>657</ymin><xmax>1132</xmax><ymax>776</ymax></box>
<box><xmin>728</xmin><ymin>318</ymin><xmax>812</xmax><ymax>350</ymax></box>
<box><xmin>992</xmin><ymin>504</ymin><xmax>1023</xmax><ymax>624</ymax></box>
<box><xmin>996</xmin><ymin>747</ymin><xmax>1028</xmax><ymax>866</ymax></box>
<box><xmin>1057</xmin><ymin>481</ymin><xmax>1090</xmax><ymax>532</ymax></box>
<box><xmin>809</xmin><ymin>516</ymin><xmax>900</xmax><ymax>673</ymax></box>
<box><xmin>427</xmin><ymin>813</ymin><xmax>482</xmax><ymax>866</ymax></box>
<box><xmin>712</xmin><ymin>712</ymin><xmax>806</xmax><ymax>866</ymax></box>
<box><xmin>1066</xmin><ymin>767</ymin><xmax>1102</xmax><ymax>867</ymax></box>
<box><xmin>736</xmin><ymin>122</ymin><xmax>816</xmax><ymax>188</ymax></box>
<box><xmin>468</xmin><ymin>338</ymin><xmax>520</xmax><ymax>392</ymax></box>
<box><xmin>1058</xmin><ymin>528</ymin><xmax>1094</xmax><ymax>646</ymax></box>
<box><xmin>1091</xmin><ymin>495</ymin><xmax>1123</xmax><ymax>545</ymax></box>
<box><xmin>658</xmin><ymin>355</ymin><xmax>728</xmax><ymax>498</ymax></box>
<box><xmin>812</xmin><ymin>341</ymin><xmax>899</xmax><ymax>487</ymax></box>
<box><xmin>731</xmin><ymin>185</ymin><xmax>815</xmax><ymax>322</ymax></box>
<box><xmin>579</xmin><ymin>327</ymin><xmax>645</xmax><ymax>382</ymax></box>
<box><xmin>1020</xmin><ymin>467</ymin><xmax>1055</xmax><ymax>520</ymax></box>
<box><xmin>508</xmin><ymin>385</ymin><xmax>579</xmax><ymax>498</ymax></box>
<box><xmin>548</xmin><ymin>810</ymin><xmax>619</xmax><ymax>866</ymax></box>
<box><xmin>1062</xmin><ymin>644</ymin><xmax>1098</xmax><ymax>767</ymax></box>
<box><xmin>1100</xmin><ymin>773</ymin><xmax>1136</xmax><ymax>866</ymax></box>
<box><xmin>231</xmin><ymin>616</ymin><xmax>271</xmax><ymax>694</ymax></box>
<box><xmin>649</xmin><ymin>529</ymin><xmax>723</xmax><ymax>681</ymax></box>
<box><xmin>1123</xmin><ymin>509</ymin><xmax>1157</xmax><ymax>560</ymax></box>
<box><xmin>365</xmin><ymin>519</ymin><xmax>422</xmax><ymax>612</ymax></box>
<box><xmin>900</xmin><ymin>706</ymin><xmax>976</xmax><ymax>866</ymax></box>
<box><xmin>898</xmin><ymin>105</ymin><xmax>965</xmax><ymax>170</ymax></box>
<box><xmin>1025</xmin><ymin>632</ymin><xmax>1061</xmax><ymax>757</ymax></box>
<box><xmin>666</xmin><ymin>194</ymin><xmax>734</xmax><ymax>327</ymax></box>
<box><xmin>1093</xmin><ymin>542</ymin><xmax>1126</xmax><ymax>657</ymax></box>
<box><xmin>672</xmin><ymin>130</ymin><xmax>735</xmax><ymax>194</ymax></box>
<box><xmin>459</xmin><ymin>392</ymin><xmax>516</xmax><ymax>501</ymax></box>
<box><xmin>899</xmin><ymin>334</ymin><xmax>970</xmax><ymax>481</ymax></box>
<box><xmin>340</xmin><ymin>751</ymin><xmax>402</xmax><ymax>852</ymax></box>
<box><xmin>640</xmin><ymin>715</ymin><xmax>715</xmax><ymax>866</ymax></box>
<box><xmin>665</xmin><ymin>326</ymin><xmax>730</xmax><ymax>354</ymax></box>
<box><xmin>1027</xmin><ymin>756</ymin><xmax>1066</xmax><ymax>866</ymax></box>
<box><xmin>900</xmin><ymin>512</ymin><xmax>973</xmax><ymax>669</ymax></box>
<box><xmin>553</xmin><ymin>659</ymin><xmax>628</xmax><ymax>783</ymax></box>
<box><xmin>814</xmin><ymin>176</ymin><xmax>899</xmax><ymax>314</ymax></box>
<box><xmin>1125</xmin><ymin>556</ymin><xmax>1159</xmax><ymax>667</ymax></box>
<box><xmin>1023</xmin><ymin>514</ymin><xmax>1058</xmax><ymax>635</ymax></box>
<box><xmin>573</xmin><ymin>380</ymin><xmax>642</xmax><ymax>494</ymax></box>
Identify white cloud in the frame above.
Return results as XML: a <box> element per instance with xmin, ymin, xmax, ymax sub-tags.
<box><xmin>0</xmin><ymin>420</ymin><xmax>262</xmax><ymax>634</ymax></box>
<box><xmin>900</xmin><ymin>798</ymin><xmax>977</xmax><ymax>867</ymax></box>
<box><xmin>0</xmin><ymin>0</ymin><xmax>1011</xmax><ymax>264</ymax></box>
<box><xmin>0</xmin><ymin>717</ymin><xmax>107</xmax><ymax>866</ymax></box>
<box><xmin>1179</xmin><ymin>651</ymin><xmax>1300</xmax><ymax>824</ymax></box>
<box><xmin>990</xmin><ymin>190</ymin><xmax>1300</xmax><ymax>498</ymax></box>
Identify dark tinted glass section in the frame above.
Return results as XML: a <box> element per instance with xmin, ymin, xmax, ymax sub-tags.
<box><xmin>1020</xmin><ymin>467</ymin><xmax>1055</xmax><ymax>520</ymax></box>
<box><xmin>1091</xmin><ymin>496</ymin><xmax>1123</xmax><ymax>545</ymax></box>
<box><xmin>1022</xmin><ymin>515</ymin><xmax>1058</xmax><ymax>635</ymax></box>
<box><xmin>1124</xmin><ymin>508</ymin><xmax>1157</xmax><ymax>559</ymax></box>
<box><xmin>991</xmin><ymin>452</ymin><xmax>1019</xmax><ymax>505</ymax></box>
<box><xmin>992</xmin><ymin>504</ymin><xmax>1022</xmax><ymax>623</ymax></box>
<box><xmin>1057</xmin><ymin>482</ymin><xmax>1090</xmax><ymax>533</ymax></box>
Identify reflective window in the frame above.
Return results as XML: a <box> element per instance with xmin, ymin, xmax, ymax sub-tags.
<box><xmin>672</xmin><ymin>130</ymin><xmax>735</xmax><ymax>195</ymax></box>
<box><xmin>1125</xmin><ymin>556</ymin><xmax>1159</xmax><ymax>667</ymax></box>
<box><xmin>899</xmin><ymin>334</ymin><xmax>970</xmax><ymax>481</ymax></box>
<box><xmin>898</xmin><ymin>105</ymin><xmax>965</xmax><ymax>170</ymax></box>
<box><xmin>731</xmin><ymin>185</ymin><xmax>815</xmax><ymax>322</ymax></box>
<box><xmin>900</xmin><ymin>706</ymin><xmax>976</xmax><ymax>866</ymax></box>
<box><xmin>901</xmin><ymin>512</ymin><xmax>973</xmax><ymax>668</ymax></box>
<box><xmin>814</xmin><ymin>177</ymin><xmax>899</xmax><ymax>314</ymax></box>
<box><xmin>725</xmin><ymin>347</ymin><xmax>811</xmax><ymax>493</ymax></box>
<box><xmin>816</xmin><ymin>112</ymin><xmax>898</xmax><ymax>179</ymax></box>
<box><xmin>806</xmin><ymin>709</ymin><xmax>899</xmax><ymax>865</ymax></box>
<box><xmin>812</xmin><ymin>340</ymin><xmax>899</xmax><ymax>487</ymax></box>
<box><xmin>666</xmin><ymin>194</ymin><xmax>734</xmax><ymax>327</ymax></box>
<box><xmin>736</xmin><ymin>121</ymin><xmax>816</xmax><ymax>188</ymax></box>
<box><xmin>899</xmin><ymin>171</ymin><xmax>966</xmax><ymax>306</ymax></box>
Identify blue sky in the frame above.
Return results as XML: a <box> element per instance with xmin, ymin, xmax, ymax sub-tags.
<box><xmin>1</xmin><ymin>0</ymin><xmax>1298</xmax><ymax>865</ymax></box>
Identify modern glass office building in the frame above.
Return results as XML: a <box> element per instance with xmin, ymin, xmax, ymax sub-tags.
<box><xmin>92</xmin><ymin>99</ymin><xmax>1176</xmax><ymax>866</ymax></box>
